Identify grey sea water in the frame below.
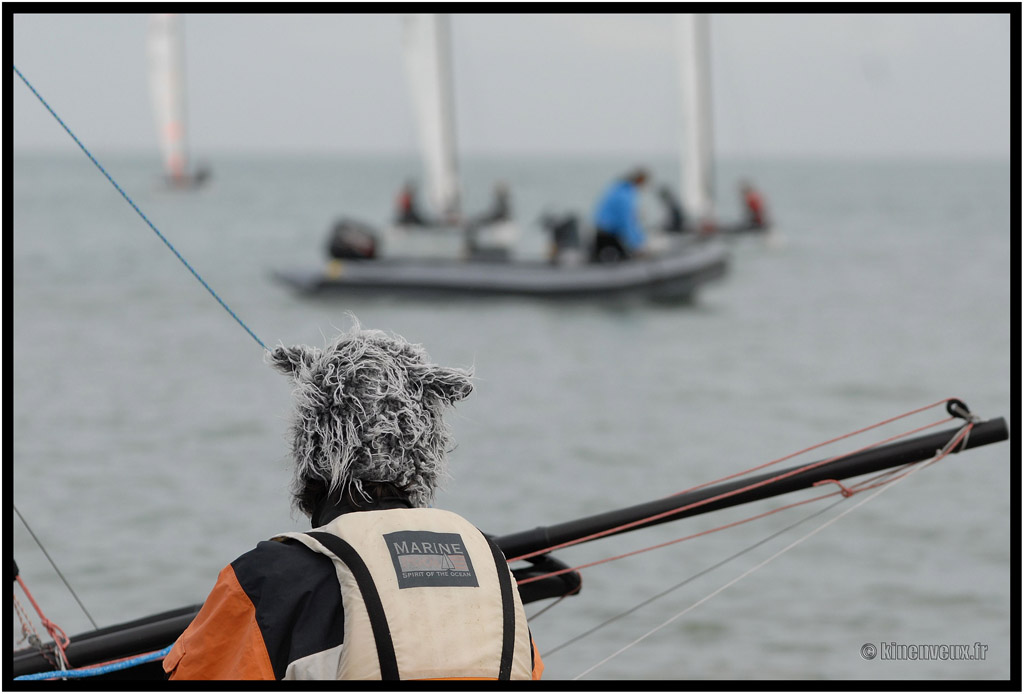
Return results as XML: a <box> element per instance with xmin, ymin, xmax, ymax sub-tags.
<box><xmin>12</xmin><ymin>152</ymin><xmax>1013</xmax><ymax>681</ymax></box>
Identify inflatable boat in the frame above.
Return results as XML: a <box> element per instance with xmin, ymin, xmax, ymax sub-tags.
<box><xmin>273</xmin><ymin>238</ymin><xmax>730</xmax><ymax>303</ymax></box>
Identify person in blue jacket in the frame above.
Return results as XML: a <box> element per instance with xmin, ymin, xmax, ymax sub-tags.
<box><xmin>591</xmin><ymin>168</ymin><xmax>650</xmax><ymax>262</ymax></box>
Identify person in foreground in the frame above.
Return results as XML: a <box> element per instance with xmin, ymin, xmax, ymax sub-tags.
<box><xmin>163</xmin><ymin>323</ymin><xmax>543</xmax><ymax>680</ymax></box>
<box><xmin>591</xmin><ymin>167</ymin><xmax>650</xmax><ymax>262</ymax></box>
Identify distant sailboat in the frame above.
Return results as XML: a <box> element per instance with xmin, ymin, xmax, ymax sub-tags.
<box><xmin>541</xmin><ymin>13</ymin><xmax>768</xmax><ymax>256</ymax></box>
<box><xmin>402</xmin><ymin>13</ymin><xmax>461</xmax><ymax>224</ymax></box>
<box><xmin>672</xmin><ymin>13</ymin><xmax>770</xmax><ymax>236</ymax></box>
<box><xmin>383</xmin><ymin>14</ymin><xmax>517</xmax><ymax>257</ymax></box>
<box><xmin>147</xmin><ymin>14</ymin><xmax>209</xmax><ymax>189</ymax></box>
<box><xmin>325</xmin><ymin>14</ymin><xmax>517</xmax><ymax>261</ymax></box>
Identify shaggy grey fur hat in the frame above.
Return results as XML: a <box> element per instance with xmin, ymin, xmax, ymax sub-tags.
<box><xmin>268</xmin><ymin>323</ymin><xmax>473</xmax><ymax>513</ymax></box>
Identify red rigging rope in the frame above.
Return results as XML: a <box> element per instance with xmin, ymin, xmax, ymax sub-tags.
<box><xmin>666</xmin><ymin>398</ymin><xmax>961</xmax><ymax>497</ymax></box>
<box><xmin>512</xmin><ymin>398</ymin><xmax>972</xmax><ymax>586</ymax></box>
<box><xmin>14</xmin><ymin>573</ymin><xmax>71</xmax><ymax>670</ymax></box>
<box><xmin>572</xmin><ymin>420</ymin><xmax>980</xmax><ymax>679</ymax></box>
<box><xmin>540</xmin><ymin>420</ymin><xmax>980</xmax><ymax>662</ymax></box>
<box><xmin>13</xmin><ymin>506</ymin><xmax>98</xmax><ymax>630</ymax></box>
<box><xmin>13</xmin><ymin>592</ymin><xmax>58</xmax><ymax>669</ymax></box>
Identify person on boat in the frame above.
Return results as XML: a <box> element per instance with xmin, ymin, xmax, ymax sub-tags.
<box><xmin>463</xmin><ymin>182</ymin><xmax>513</xmax><ymax>256</ymax></box>
<box><xmin>478</xmin><ymin>181</ymin><xmax>512</xmax><ymax>226</ymax></box>
<box><xmin>591</xmin><ymin>167</ymin><xmax>650</xmax><ymax>262</ymax></box>
<box><xmin>739</xmin><ymin>180</ymin><xmax>768</xmax><ymax>230</ymax></box>
<box><xmin>394</xmin><ymin>180</ymin><xmax>430</xmax><ymax>226</ymax></box>
<box><xmin>163</xmin><ymin>323</ymin><xmax>542</xmax><ymax>680</ymax></box>
<box><xmin>657</xmin><ymin>185</ymin><xmax>687</xmax><ymax>233</ymax></box>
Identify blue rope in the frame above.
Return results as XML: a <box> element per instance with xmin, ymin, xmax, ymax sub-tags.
<box><xmin>13</xmin><ymin>65</ymin><xmax>268</xmax><ymax>352</ymax></box>
<box><xmin>14</xmin><ymin>645</ymin><xmax>173</xmax><ymax>680</ymax></box>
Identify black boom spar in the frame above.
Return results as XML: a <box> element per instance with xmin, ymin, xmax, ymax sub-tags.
<box><xmin>494</xmin><ymin>416</ymin><xmax>1009</xmax><ymax>559</ymax></box>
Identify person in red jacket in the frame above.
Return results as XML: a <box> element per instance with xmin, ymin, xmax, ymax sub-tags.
<box><xmin>163</xmin><ymin>322</ymin><xmax>543</xmax><ymax>680</ymax></box>
<box><xmin>394</xmin><ymin>180</ymin><xmax>431</xmax><ymax>226</ymax></box>
<box><xmin>740</xmin><ymin>180</ymin><xmax>769</xmax><ymax>230</ymax></box>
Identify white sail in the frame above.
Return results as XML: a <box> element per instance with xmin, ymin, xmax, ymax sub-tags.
<box><xmin>402</xmin><ymin>14</ymin><xmax>460</xmax><ymax>220</ymax></box>
<box><xmin>147</xmin><ymin>14</ymin><xmax>189</xmax><ymax>182</ymax></box>
<box><xmin>676</xmin><ymin>13</ymin><xmax>715</xmax><ymax>226</ymax></box>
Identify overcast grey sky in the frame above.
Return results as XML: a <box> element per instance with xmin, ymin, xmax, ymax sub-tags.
<box><xmin>12</xmin><ymin>11</ymin><xmax>1012</xmax><ymax>159</ymax></box>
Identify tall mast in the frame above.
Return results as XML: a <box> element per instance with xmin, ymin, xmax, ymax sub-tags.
<box><xmin>403</xmin><ymin>14</ymin><xmax>461</xmax><ymax>220</ymax></box>
<box><xmin>147</xmin><ymin>14</ymin><xmax>189</xmax><ymax>182</ymax></box>
<box><xmin>677</xmin><ymin>13</ymin><xmax>715</xmax><ymax>227</ymax></box>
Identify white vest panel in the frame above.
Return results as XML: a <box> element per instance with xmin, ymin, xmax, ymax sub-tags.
<box><xmin>276</xmin><ymin>507</ymin><xmax>533</xmax><ymax>680</ymax></box>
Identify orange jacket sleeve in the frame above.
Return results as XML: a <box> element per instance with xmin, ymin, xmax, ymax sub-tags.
<box><xmin>163</xmin><ymin>564</ymin><xmax>276</xmax><ymax>680</ymax></box>
<box><xmin>532</xmin><ymin>638</ymin><xmax>544</xmax><ymax>679</ymax></box>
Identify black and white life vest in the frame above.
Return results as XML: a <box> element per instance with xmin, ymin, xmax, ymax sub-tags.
<box><xmin>275</xmin><ymin>507</ymin><xmax>535</xmax><ymax>680</ymax></box>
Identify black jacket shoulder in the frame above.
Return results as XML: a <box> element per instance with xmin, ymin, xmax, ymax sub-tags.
<box><xmin>231</xmin><ymin>538</ymin><xmax>345</xmax><ymax>679</ymax></box>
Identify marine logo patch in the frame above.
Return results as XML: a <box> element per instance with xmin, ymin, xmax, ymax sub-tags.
<box><xmin>384</xmin><ymin>530</ymin><xmax>478</xmax><ymax>588</ymax></box>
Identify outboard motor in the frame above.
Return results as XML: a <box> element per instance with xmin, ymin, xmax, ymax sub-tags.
<box><xmin>540</xmin><ymin>212</ymin><xmax>583</xmax><ymax>265</ymax></box>
<box><xmin>326</xmin><ymin>219</ymin><xmax>378</xmax><ymax>260</ymax></box>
